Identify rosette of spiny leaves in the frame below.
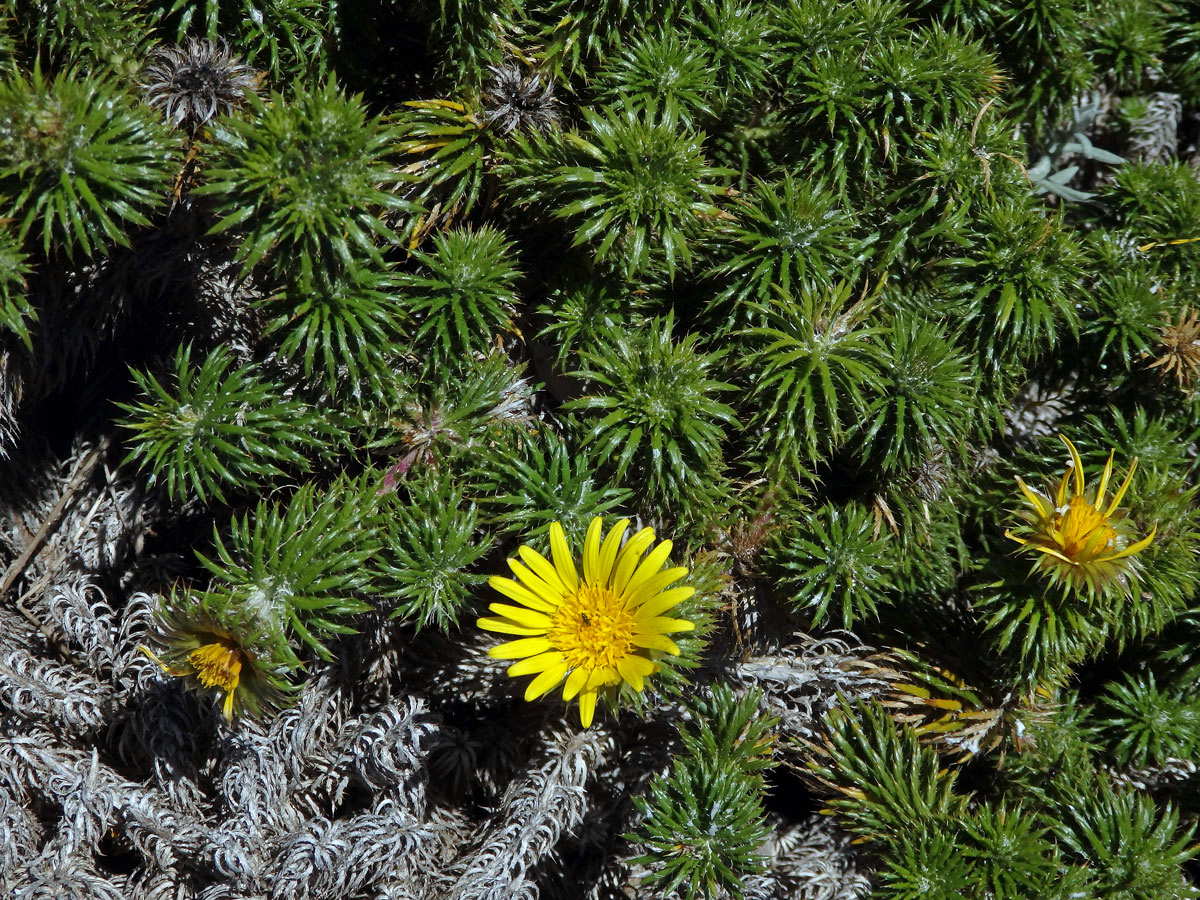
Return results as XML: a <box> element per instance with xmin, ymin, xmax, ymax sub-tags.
<box><xmin>765</xmin><ymin>501</ymin><xmax>895</xmax><ymax>630</ymax></box>
<box><xmin>7</xmin><ymin>0</ymin><xmax>157</xmax><ymax>76</ymax></box>
<box><xmin>1070</xmin><ymin>414</ymin><xmax>1200</xmax><ymax>645</ymax></box>
<box><xmin>631</xmin><ymin>685</ymin><xmax>776</xmax><ymax>900</ymax></box>
<box><xmin>566</xmin><ymin>313</ymin><xmax>737</xmax><ymax>518</ymax></box>
<box><xmin>979</xmin><ymin>433</ymin><xmax>1166</xmax><ymax>689</ymax></box>
<box><xmin>371</xmin><ymin>472</ymin><xmax>494</xmax><ymax>631</ymax></box>
<box><xmin>1163</xmin><ymin>1</ymin><xmax>1200</xmax><ymax>101</ymax></box>
<box><xmin>196</xmin><ymin>78</ymin><xmax>413</xmax><ymax>287</ymax></box>
<box><xmin>853</xmin><ymin>320</ymin><xmax>981</xmax><ymax>478</ymax></box>
<box><xmin>0</xmin><ymin>225</ymin><xmax>34</xmax><ymax>349</ymax></box>
<box><xmin>117</xmin><ymin>344</ymin><xmax>343</xmax><ymax>504</ymax></box>
<box><xmin>414</xmin><ymin>0</ymin><xmax>520</xmax><ymax>87</ymax></box>
<box><xmin>1090</xmin><ymin>0</ymin><xmax>1169</xmax><ymax>93</ymax></box>
<box><xmin>0</xmin><ymin>63</ymin><xmax>176</xmax><ymax>258</ymax></box>
<box><xmin>683</xmin><ymin>0</ymin><xmax>772</xmax><ymax>112</ymax></box>
<box><xmin>164</xmin><ymin>0</ymin><xmax>337</xmax><ymax>81</ymax></box>
<box><xmin>948</xmin><ymin>200</ymin><xmax>1086</xmax><ymax>376</ymax></box>
<box><xmin>397</xmin><ymin>225</ymin><xmax>520</xmax><ymax>370</ymax></box>
<box><xmin>774</xmin><ymin>5</ymin><xmax>1001</xmax><ymax>192</ymax></box>
<box><xmin>262</xmin><ymin>260</ymin><xmax>407</xmax><ymax>403</ymax></box>
<box><xmin>196</xmin><ymin>480</ymin><xmax>380</xmax><ymax>661</ymax></box>
<box><xmin>472</xmin><ymin>427</ymin><xmax>632</xmax><ymax>542</ymax></box>
<box><xmin>397</xmin><ymin>97</ymin><xmax>487</xmax><ymax>241</ymax></box>
<box><xmin>503</xmin><ymin>100</ymin><xmax>732</xmax><ymax>282</ymax></box>
<box><xmin>1090</xmin><ymin>666</ymin><xmax>1200</xmax><ymax>772</ymax></box>
<box><xmin>804</xmin><ymin>700</ymin><xmax>968</xmax><ymax>843</ymax></box>
<box><xmin>536</xmin><ymin>0</ymin><xmax>670</xmax><ymax>76</ymax></box>
<box><xmin>706</xmin><ymin>173</ymin><xmax>871</xmax><ymax>331</ymax></box>
<box><xmin>741</xmin><ymin>281</ymin><xmax>887</xmax><ymax>477</ymax></box>
<box><xmin>397</xmin><ymin>78</ymin><xmax>534</xmax><ymax>241</ymax></box>
<box><xmin>1081</xmin><ymin>264</ymin><xmax>1168</xmax><ymax>374</ymax></box>
<box><xmin>1099</xmin><ymin>162</ymin><xmax>1200</xmax><ymax>277</ymax></box>
<box><xmin>594</xmin><ymin>29</ymin><xmax>718</xmax><ymax>129</ymax></box>
<box><xmin>1053</xmin><ymin>778</ymin><xmax>1198</xmax><ymax>900</ymax></box>
<box><xmin>804</xmin><ymin>700</ymin><xmax>1097</xmax><ymax>898</ymax></box>
<box><xmin>367</xmin><ymin>353</ymin><xmax>534</xmax><ymax>480</ymax></box>
<box><xmin>534</xmin><ymin>277</ymin><xmax>654</xmax><ymax>370</ymax></box>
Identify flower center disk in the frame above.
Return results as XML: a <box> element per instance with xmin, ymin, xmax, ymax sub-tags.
<box><xmin>188</xmin><ymin>637</ymin><xmax>244</xmax><ymax>693</ymax></box>
<box><xmin>548</xmin><ymin>583</ymin><xmax>634</xmax><ymax>671</ymax></box>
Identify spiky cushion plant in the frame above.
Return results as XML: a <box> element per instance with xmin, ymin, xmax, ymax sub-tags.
<box><xmin>5</xmin><ymin>3</ymin><xmax>1200</xmax><ymax>900</ymax></box>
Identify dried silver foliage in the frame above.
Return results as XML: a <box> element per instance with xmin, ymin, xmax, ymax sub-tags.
<box><xmin>1</xmin><ymin>430</ymin><xmax>870</xmax><ymax>900</ymax></box>
<box><xmin>733</xmin><ymin>634</ymin><xmax>904</xmax><ymax>745</ymax></box>
<box><xmin>748</xmin><ymin>815</ymin><xmax>871</xmax><ymax>900</ymax></box>
<box><xmin>1126</xmin><ymin>92</ymin><xmax>1183</xmax><ymax>164</ymax></box>
<box><xmin>1002</xmin><ymin>376</ymin><xmax>1077</xmax><ymax>443</ymax></box>
<box><xmin>1108</xmin><ymin>756</ymin><xmax>1199</xmax><ymax>792</ymax></box>
<box><xmin>446</xmin><ymin>728</ymin><xmax>610</xmax><ymax>900</ymax></box>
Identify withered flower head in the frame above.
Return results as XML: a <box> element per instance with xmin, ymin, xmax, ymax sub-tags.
<box><xmin>1148</xmin><ymin>307</ymin><xmax>1200</xmax><ymax>392</ymax></box>
<box><xmin>480</xmin><ymin>63</ymin><xmax>559</xmax><ymax>136</ymax></box>
<box><xmin>143</xmin><ymin>38</ymin><xmax>258</xmax><ymax>131</ymax></box>
<box><xmin>141</xmin><ymin>589</ymin><xmax>297</xmax><ymax>720</ymax></box>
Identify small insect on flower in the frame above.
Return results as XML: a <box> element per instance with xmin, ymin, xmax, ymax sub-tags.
<box><xmin>478</xmin><ymin>517</ymin><xmax>696</xmax><ymax>727</ymax></box>
<box><xmin>1005</xmin><ymin>434</ymin><xmax>1156</xmax><ymax>598</ymax></box>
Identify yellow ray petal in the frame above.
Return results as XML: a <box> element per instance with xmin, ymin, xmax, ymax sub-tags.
<box><xmin>635</xmin><ymin>615</ymin><xmax>696</xmax><ymax>635</ymax></box>
<box><xmin>525</xmin><ymin>660</ymin><xmax>571</xmax><ymax>700</ymax></box>
<box><xmin>616</xmin><ymin>655</ymin><xmax>655</xmax><ymax>691</ymax></box>
<box><xmin>635</xmin><ymin>587</ymin><xmax>696</xmax><ymax>620</ymax></box>
<box><xmin>487</xmin><ymin>603</ymin><xmax>552</xmax><ymax>629</ymax></box>
<box><xmin>1106</xmin><ymin>524</ymin><xmax>1156</xmax><ymax>560</ymax></box>
<box><xmin>585</xmin><ymin>665</ymin><xmax>619</xmax><ymax>691</ymax></box>
<box><xmin>507</xmin><ymin>558</ymin><xmax>566</xmax><ymax>602</ymax></box>
<box><xmin>488</xmin><ymin>637</ymin><xmax>553</xmax><ymax>660</ymax></box>
<box><xmin>1105</xmin><ymin>457</ymin><xmax>1140</xmax><ymax>516</ymax></box>
<box><xmin>621</xmin><ymin>539</ymin><xmax>673</xmax><ymax>599</ymax></box>
<box><xmin>476</xmin><ymin>616</ymin><xmax>546</xmax><ymax>636</ymax></box>
<box><xmin>613</xmin><ymin>528</ymin><xmax>657</xmax><ymax>595</ymax></box>
<box><xmin>489</xmin><ymin>575</ymin><xmax>558</xmax><ymax>613</ymax></box>
<box><xmin>1054</xmin><ymin>469</ymin><xmax>1070</xmax><ymax>509</ymax></box>
<box><xmin>630</xmin><ymin>633</ymin><xmax>682</xmax><ymax>655</ymax></box>
<box><xmin>578</xmin><ymin>689</ymin><xmax>598</xmax><ymax>727</ymax></box>
<box><xmin>549</xmin><ymin>522</ymin><xmax>579</xmax><ymax>592</ymax></box>
<box><xmin>626</xmin><ymin>566</ymin><xmax>691</xmax><ymax>606</ymax></box>
<box><xmin>1061</xmin><ymin>435</ymin><xmax>1085</xmax><ymax>496</ymax></box>
<box><xmin>1004</xmin><ymin>529</ymin><xmax>1031</xmax><ymax>547</ymax></box>
<box><xmin>507</xmin><ymin>650</ymin><xmax>567</xmax><ymax>677</ymax></box>
<box><xmin>563</xmin><ymin>665</ymin><xmax>589</xmax><ymax>700</ymax></box>
<box><xmin>1028</xmin><ymin>545</ymin><xmax>1076</xmax><ymax>564</ymax></box>
<box><xmin>519</xmin><ymin>545</ymin><xmax>570</xmax><ymax>596</ymax></box>
<box><xmin>1094</xmin><ymin>450</ymin><xmax>1115</xmax><ymax>509</ymax></box>
<box><xmin>1014</xmin><ymin>477</ymin><xmax>1054</xmax><ymax>521</ymax></box>
<box><xmin>597</xmin><ymin>519</ymin><xmax>629</xmax><ymax>586</ymax></box>
<box><xmin>582</xmin><ymin>517</ymin><xmax>604</xmax><ymax>584</ymax></box>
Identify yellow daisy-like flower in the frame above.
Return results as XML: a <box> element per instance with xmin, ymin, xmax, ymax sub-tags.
<box><xmin>1005</xmin><ymin>435</ymin><xmax>1156</xmax><ymax>596</ymax></box>
<box><xmin>478</xmin><ymin>517</ymin><xmax>696</xmax><ymax>727</ymax></box>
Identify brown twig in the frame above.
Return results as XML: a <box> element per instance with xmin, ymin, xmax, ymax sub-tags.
<box><xmin>2</xmin><ymin>436</ymin><xmax>113</xmax><ymax>654</ymax></box>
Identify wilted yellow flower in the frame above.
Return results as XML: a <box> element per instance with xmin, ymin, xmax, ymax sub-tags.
<box><xmin>1005</xmin><ymin>435</ymin><xmax>1156</xmax><ymax>596</ymax></box>
<box><xmin>141</xmin><ymin>592</ymin><xmax>295</xmax><ymax>720</ymax></box>
<box><xmin>478</xmin><ymin>518</ymin><xmax>696</xmax><ymax>727</ymax></box>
